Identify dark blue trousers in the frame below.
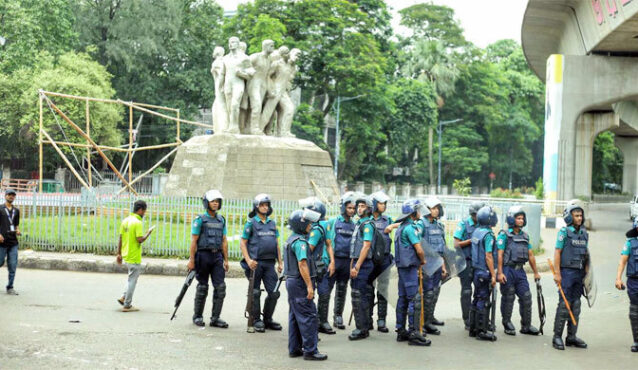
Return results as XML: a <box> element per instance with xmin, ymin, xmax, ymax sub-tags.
<box><xmin>500</xmin><ymin>266</ymin><xmax>530</xmax><ymax>297</ymax></box>
<box><xmin>195</xmin><ymin>250</ymin><xmax>225</xmax><ymax>287</ymax></box>
<box><xmin>287</xmin><ymin>277</ymin><xmax>318</xmax><ymax>355</ymax></box>
<box><xmin>242</xmin><ymin>259</ymin><xmax>278</xmax><ymax>293</ymax></box>
<box><xmin>627</xmin><ymin>277</ymin><xmax>638</xmax><ymax>305</ymax></box>
<box><xmin>423</xmin><ymin>266</ymin><xmax>442</xmax><ymax>292</ymax></box>
<box><xmin>559</xmin><ymin>268</ymin><xmax>585</xmax><ymax>303</ymax></box>
<box><xmin>472</xmin><ymin>269</ymin><xmax>491</xmax><ymax>310</ymax></box>
<box><xmin>396</xmin><ymin>267</ymin><xmax>419</xmax><ymax>331</ymax></box>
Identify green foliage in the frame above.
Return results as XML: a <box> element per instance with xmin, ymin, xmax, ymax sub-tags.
<box><xmin>291</xmin><ymin>104</ymin><xmax>327</xmax><ymax>151</ymax></box>
<box><xmin>490</xmin><ymin>187</ymin><xmax>523</xmax><ymax>199</ymax></box>
<box><xmin>535</xmin><ymin>177</ymin><xmax>544</xmax><ymax>200</ymax></box>
<box><xmin>592</xmin><ymin>131</ymin><xmax>623</xmax><ymax>193</ymax></box>
<box><xmin>248</xmin><ymin>15</ymin><xmax>287</xmax><ymax>53</ymax></box>
<box><xmin>453</xmin><ymin>177</ymin><xmax>471</xmax><ymax>196</ymax></box>
<box><xmin>398</xmin><ymin>3</ymin><xmax>467</xmax><ymax>47</ymax></box>
<box><xmin>0</xmin><ymin>51</ymin><xmax>122</xmax><ymax>173</ymax></box>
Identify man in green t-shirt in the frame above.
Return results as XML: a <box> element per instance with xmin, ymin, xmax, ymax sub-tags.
<box><xmin>116</xmin><ymin>200</ymin><xmax>154</xmax><ymax>312</ymax></box>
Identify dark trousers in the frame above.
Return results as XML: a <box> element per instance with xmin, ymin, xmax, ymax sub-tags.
<box><xmin>0</xmin><ymin>244</ymin><xmax>18</xmax><ymax>290</ymax></box>
<box><xmin>472</xmin><ymin>269</ymin><xmax>491</xmax><ymax>310</ymax></box>
<box><xmin>242</xmin><ymin>259</ymin><xmax>278</xmax><ymax>293</ymax></box>
<box><xmin>396</xmin><ymin>266</ymin><xmax>419</xmax><ymax>331</ymax></box>
<box><xmin>423</xmin><ymin>266</ymin><xmax>442</xmax><ymax>292</ymax></box>
<box><xmin>500</xmin><ymin>266</ymin><xmax>530</xmax><ymax>297</ymax></box>
<box><xmin>287</xmin><ymin>277</ymin><xmax>318</xmax><ymax>355</ymax></box>
<box><xmin>195</xmin><ymin>250</ymin><xmax>225</xmax><ymax>287</ymax></box>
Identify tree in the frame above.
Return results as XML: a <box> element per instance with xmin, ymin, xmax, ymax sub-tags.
<box><xmin>0</xmin><ymin>51</ymin><xmax>122</xmax><ymax>175</ymax></box>
<box><xmin>592</xmin><ymin>131</ymin><xmax>623</xmax><ymax>193</ymax></box>
<box><xmin>398</xmin><ymin>2</ymin><xmax>467</xmax><ymax>47</ymax></box>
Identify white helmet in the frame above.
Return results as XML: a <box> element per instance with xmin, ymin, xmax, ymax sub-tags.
<box><xmin>425</xmin><ymin>196</ymin><xmax>444</xmax><ymax>218</ymax></box>
<box><xmin>203</xmin><ymin>189</ymin><xmax>224</xmax><ymax>210</ymax></box>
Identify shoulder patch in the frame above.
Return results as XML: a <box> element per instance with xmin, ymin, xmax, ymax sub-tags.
<box><xmin>364</xmin><ymin>227</ymin><xmax>370</xmax><ymax>233</ymax></box>
<box><xmin>310</xmin><ymin>231</ymin><xmax>315</xmax><ymax>237</ymax></box>
<box><xmin>414</xmin><ymin>229</ymin><xmax>419</xmax><ymax>235</ymax></box>
<box><xmin>558</xmin><ymin>233</ymin><xmax>565</xmax><ymax>242</ymax></box>
<box><xmin>497</xmin><ymin>239</ymin><xmax>504</xmax><ymax>245</ymax></box>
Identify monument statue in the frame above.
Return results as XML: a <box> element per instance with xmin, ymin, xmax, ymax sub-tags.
<box><xmin>210</xmin><ymin>46</ymin><xmax>228</xmax><ymax>134</ymax></box>
<box><xmin>221</xmin><ymin>37</ymin><xmax>254</xmax><ymax>134</ymax></box>
<box><xmin>211</xmin><ymin>37</ymin><xmax>301</xmax><ymax>137</ymax></box>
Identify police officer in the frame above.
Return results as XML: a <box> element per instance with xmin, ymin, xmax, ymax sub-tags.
<box><xmin>552</xmin><ymin>204</ymin><xmax>588</xmax><ymax>350</ymax></box>
<box><xmin>368</xmin><ymin>191</ymin><xmax>395</xmax><ymax>333</ymax></box>
<box><xmin>420</xmin><ymin>197</ymin><xmax>448</xmax><ymax>335</ymax></box>
<box><xmin>470</xmin><ymin>205</ymin><xmax>498</xmax><ymax>341</ymax></box>
<box><xmin>348</xmin><ymin>193</ymin><xmax>376</xmax><ymax>340</ymax></box>
<box><xmin>395</xmin><ymin>199</ymin><xmax>431</xmax><ymax>347</ymax></box>
<box><xmin>454</xmin><ymin>201</ymin><xmax>484</xmax><ymax>329</ymax></box>
<box><xmin>284</xmin><ymin>209</ymin><xmax>328</xmax><ymax>361</ymax></box>
<box><xmin>240</xmin><ymin>193</ymin><xmax>283</xmax><ymax>333</ymax></box>
<box><xmin>326</xmin><ymin>192</ymin><xmax>357</xmax><ymax>330</ymax></box>
<box><xmin>300</xmin><ymin>197</ymin><xmax>336</xmax><ymax>335</ymax></box>
<box><xmin>496</xmin><ymin>206</ymin><xmax>541</xmax><ymax>336</ymax></box>
<box><xmin>615</xmin><ymin>219</ymin><xmax>638</xmax><ymax>353</ymax></box>
<box><xmin>188</xmin><ymin>190</ymin><xmax>229</xmax><ymax>327</ymax></box>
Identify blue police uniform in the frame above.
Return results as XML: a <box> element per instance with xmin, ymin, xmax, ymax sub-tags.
<box><xmin>470</xmin><ymin>226</ymin><xmax>496</xmax><ymax>339</ymax></box>
<box><xmin>395</xmin><ymin>220</ymin><xmax>422</xmax><ymax>333</ymax></box>
<box><xmin>241</xmin><ymin>215</ymin><xmax>281</xmax><ymax>331</ymax></box>
<box><xmin>284</xmin><ymin>233</ymin><xmax>319</xmax><ymax>356</ymax></box>
<box><xmin>367</xmin><ymin>214</ymin><xmax>395</xmax><ymax>332</ymax></box>
<box><xmin>621</xmin><ymin>238</ymin><xmax>638</xmax><ymax>352</ymax></box>
<box><xmin>191</xmin><ymin>212</ymin><xmax>228</xmax><ymax>326</ymax></box>
<box><xmin>552</xmin><ymin>225</ymin><xmax>589</xmax><ymax>349</ymax></box>
<box><xmin>496</xmin><ymin>228</ymin><xmax>538</xmax><ymax>335</ymax></box>
<box><xmin>348</xmin><ymin>215</ymin><xmax>376</xmax><ymax>339</ymax></box>
<box><xmin>454</xmin><ymin>216</ymin><xmax>476</xmax><ymax>327</ymax></box>
<box><xmin>420</xmin><ymin>216</ymin><xmax>446</xmax><ymax>334</ymax></box>
<box><xmin>308</xmin><ymin>220</ymin><xmax>336</xmax><ymax>334</ymax></box>
<box><xmin>326</xmin><ymin>215</ymin><xmax>355</xmax><ymax>329</ymax></box>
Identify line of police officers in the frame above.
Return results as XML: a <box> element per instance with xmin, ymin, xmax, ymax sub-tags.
<box><xmin>188</xmin><ymin>189</ymin><xmax>638</xmax><ymax>361</ymax></box>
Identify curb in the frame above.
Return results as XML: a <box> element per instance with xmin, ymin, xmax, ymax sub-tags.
<box><xmin>18</xmin><ymin>254</ymin><xmax>247</xmax><ymax>278</ymax></box>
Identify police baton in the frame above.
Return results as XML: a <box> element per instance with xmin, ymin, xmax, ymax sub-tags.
<box><xmin>418</xmin><ymin>267</ymin><xmax>425</xmax><ymax>335</ymax></box>
<box><xmin>548</xmin><ymin>259</ymin><xmax>577</xmax><ymax>326</ymax></box>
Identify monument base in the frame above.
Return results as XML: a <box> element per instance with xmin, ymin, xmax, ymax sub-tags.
<box><xmin>164</xmin><ymin>133</ymin><xmax>339</xmax><ymax>201</ymax></box>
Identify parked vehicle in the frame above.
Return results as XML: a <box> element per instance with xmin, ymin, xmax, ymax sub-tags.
<box><xmin>630</xmin><ymin>195</ymin><xmax>638</xmax><ymax>221</ymax></box>
<box><xmin>26</xmin><ymin>179</ymin><xmax>65</xmax><ymax>193</ymax></box>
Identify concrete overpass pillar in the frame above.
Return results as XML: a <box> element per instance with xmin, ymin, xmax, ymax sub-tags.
<box><xmin>574</xmin><ymin>113</ymin><xmax>619</xmax><ymax>199</ymax></box>
<box><xmin>544</xmin><ymin>55</ymin><xmax>638</xmax><ymax>200</ymax></box>
<box><xmin>615</xmin><ymin>136</ymin><xmax>638</xmax><ymax>196</ymax></box>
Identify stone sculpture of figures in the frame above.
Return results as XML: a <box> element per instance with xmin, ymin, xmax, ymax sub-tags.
<box><xmin>211</xmin><ymin>46</ymin><xmax>228</xmax><ymax>134</ymax></box>
<box><xmin>222</xmin><ymin>37</ymin><xmax>254</xmax><ymax>134</ymax></box>
<box><xmin>246</xmin><ymin>40</ymin><xmax>275</xmax><ymax>135</ymax></box>
<box><xmin>212</xmin><ymin>37</ymin><xmax>300</xmax><ymax>137</ymax></box>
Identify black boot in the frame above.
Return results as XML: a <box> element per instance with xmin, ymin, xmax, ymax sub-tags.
<box><xmin>566</xmin><ymin>300</ymin><xmax>587</xmax><ymax>348</ymax></box>
<box><xmin>209</xmin><ymin>283</ymin><xmax>229</xmax><ymax>328</ymax></box>
<box><xmin>318</xmin><ymin>294</ymin><xmax>336</xmax><ymax>334</ymax></box>
<box><xmin>348</xmin><ymin>289</ymin><xmax>369</xmax><ymax>340</ymax></box>
<box><xmin>519</xmin><ymin>291</ymin><xmax>539</xmax><ymax>335</ymax></box>
<box><xmin>469</xmin><ymin>307</ymin><xmax>477</xmax><ymax>338</ymax></box>
<box><xmin>501</xmin><ymin>285</ymin><xmax>516</xmax><ymax>336</ymax></box>
<box><xmin>461</xmin><ymin>288</ymin><xmax>472</xmax><ymax>330</ymax></box>
<box><xmin>431</xmin><ymin>287</ymin><xmax>444</xmax><ymax>326</ymax></box>
<box><xmin>630</xmin><ymin>304</ymin><xmax>638</xmax><ymax>352</ymax></box>
<box><xmin>476</xmin><ymin>307</ymin><xmax>497</xmax><ymax>342</ymax></box>
<box><xmin>552</xmin><ymin>300</ymin><xmax>568</xmax><ymax>350</ymax></box>
<box><xmin>396</xmin><ymin>328</ymin><xmax>410</xmax><ymax>342</ymax></box>
<box><xmin>333</xmin><ymin>281</ymin><xmax>347</xmax><ymax>330</ymax></box>
<box><xmin>408</xmin><ymin>330</ymin><xmax>431</xmax><ymax>346</ymax></box>
<box><xmin>366</xmin><ymin>285</ymin><xmax>375</xmax><ymax>331</ymax></box>
<box><xmin>423</xmin><ymin>291</ymin><xmax>440</xmax><ymax>335</ymax></box>
<box><xmin>377</xmin><ymin>290</ymin><xmax>389</xmax><ymax>333</ymax></box>
<box><xmin>192</xmin><ymin>283</ymin><xmax>208</xmax><ymax>327</ymax></box>
<box><xmin>303</xmin><ymin>352</ymin><xmax>328</xmax><ymax>361</ymax></box>
<box><xmin>251</xmin><ymin>289</ymin><xmax>265</xmax><ymax>333</ymax></box>
<box><xmin>263</xmin><ymin>291</ymin><xmax>282</xmax><ymax>331</ymax></box>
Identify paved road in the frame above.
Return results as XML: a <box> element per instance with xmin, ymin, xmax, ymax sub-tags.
<box><xmin>0</xmin><ymin>204</ymin><xmax>636</xmax><ymax>369</ymax></box>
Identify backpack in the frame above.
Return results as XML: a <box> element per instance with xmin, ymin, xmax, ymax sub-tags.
<box><xmin>363</xmin><ymin>220</ymin><xmax>386</xmax><ymax>266</ymax></box>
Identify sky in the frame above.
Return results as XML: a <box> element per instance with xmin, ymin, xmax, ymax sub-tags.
<box><xmin>217</xmin><ymin>0</ymin><xmax>529</xmax><ymax>48</ymax></box>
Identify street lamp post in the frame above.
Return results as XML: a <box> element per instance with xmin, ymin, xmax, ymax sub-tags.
<box><xmin>437</xmin><ymin>118</ymin><xmax>463</xmax><ymax>194</ymax></box>
<box><xmin>333</xmin><ymin>94</ymin><xmax>364</xmax><ymax>178</ymax></box>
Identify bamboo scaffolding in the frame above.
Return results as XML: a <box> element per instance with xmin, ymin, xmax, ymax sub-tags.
<box><xmin>41</xmin><ymin>94</ymin><xmax>138</xmax><ymax>195</ymax></box>
<box><xmin>116</xmin><ymin>147</ymin><xmax>179</xmax><ymax>194</ymax></box>
<box><xmin>42</xmin><ymin>140</ymin><xmax>129</xmax><ymax>153</ymax></box>
<box><xmin>39</xmin><ymin>95</ymin><xmax>43</xmax><ymax>193</ymax></box>
<box><xmin>41</xmin><ymin>129</ymin><xmax>90</xmax><ymax>190</ymax></box>
<box><xmin>86</xmin><ymin>98</ymin><xmax>92</xmax><ymax>187</ymax></box>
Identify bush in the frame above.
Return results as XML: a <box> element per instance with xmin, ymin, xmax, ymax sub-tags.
<box><xmin>490</xmin><ymin>187</ymin><xmax>523</xmax><ymax>199</ymax></box>
<box><xmin>534</xmin><ymin>177</ymin><xmax>544</xmax><ymax>200</ymax></box>
<box><xmin>453</xmin><ymin>177</ymin><xmax>471</xmax><ymax>196</ymax></box>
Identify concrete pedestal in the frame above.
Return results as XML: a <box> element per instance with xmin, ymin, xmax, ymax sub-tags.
<box><xmin>164</xmin><ymin>134</ymin><xmax>338</xmax><ymax>201</ymax></box>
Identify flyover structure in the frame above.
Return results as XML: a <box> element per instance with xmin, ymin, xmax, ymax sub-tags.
<box><xmin>522</xmin><ymin>0</ymin><xmax>638</xmax><ymax>200</ymax></box>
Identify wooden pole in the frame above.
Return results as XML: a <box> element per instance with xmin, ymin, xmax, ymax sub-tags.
<box><xmin>132</xmin><ymin>142</ymin><xmax>181</xmax><ymax>152</ymax></box>
<box><xmin>38</xmin><ymin>93</ymin><xmax>44</xmax><ymax>193</ymax></box>
<box><xmin>41</xmin><ymin>129</ymin><xmax>90</xmax><ymax>189</ymax></box>
<box><xmin>122</xmin><ymin>101</ymin><xmax>213</xmax><ymax>128</ymax></box>
<box><xmin>176</xmin><ymin>109</ymin><xmax>181</xmax><ymax>142</ymax></box>
<box><xmin>128</xmin><ymin>105</ymin><xmax>133</xmax><ymax>187</ymax></box>
<box><xmin>547</xmin><ymin>259</ymin><xmax>577</xmax><ymax>326</ymax></box>
<box><xmin>43</xmin><ymin>96</ymin><xmax>137</xmax><ymax>195</ymax></box>
<box><xmin>86</xmin><ymin>98</ymin><xmax>92</xmax><ymax>187</ymax></box>
<box><xmin>42</xmin><ymin>140</ymin><xmax>129</xmax><ymax>152</ymax></box>
<box><xmin>116</xmin><ymin>147</ymin><xmax>179</xmax><ymax>194</ymax></box>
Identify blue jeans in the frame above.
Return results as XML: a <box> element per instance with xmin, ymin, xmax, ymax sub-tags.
<box><xmin>0</xmin><ymin>244</ymin><xmax>18</xmax><ymax>290</ymax></box>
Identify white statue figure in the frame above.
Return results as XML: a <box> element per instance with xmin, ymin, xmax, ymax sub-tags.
<box><xmin>210</xmin><ymin>46</ymin><xmax>228</xmax><ymax>134</ymax></box>
<box><xmin>246</xmin><ymin>39</ymin><xmax>275</xmax><ymax>135</ymax></box>
<box><xmin>267</xmin><ymin>47</ymin><xmax>300</xmax><ymax>138</ymax></box>
<box><xmin>221</xmin><ymin>37</ymin><xmax>254</xmax><ymax>134</ymax></box>
<box><xmin>238</xmin><ymin>41</ymin><xmax>250</xmax><ymax>134</ymax></box>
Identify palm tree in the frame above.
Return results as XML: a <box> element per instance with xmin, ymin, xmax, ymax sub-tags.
<box><xmin>402</xmin><ymin>39</ymin><xmax>460</xmax><ymax>186</ymax></box>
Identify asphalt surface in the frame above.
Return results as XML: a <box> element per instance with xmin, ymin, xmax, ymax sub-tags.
<box><xmin>0</xmin><ymin>203</ymin><xmax>636</xmax><ymax>369</ymax></box>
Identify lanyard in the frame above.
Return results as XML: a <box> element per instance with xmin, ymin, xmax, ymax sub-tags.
<box><xmin>4</xmin><ymin>207</ymin><xmax>15</xmax><ymax>229</ymax></box>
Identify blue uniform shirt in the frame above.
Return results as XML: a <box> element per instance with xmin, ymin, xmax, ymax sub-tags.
<box><xmin>241</xmin><ymin>216</ymin><xmax>280</xmax><ymax>240</ymax></box>
<box><xmin>555</xmin><ymin>225</ymin><xmax>584</xmax><ymax>250</ymax></box>
<box><xmin>482</xmin><ymin>229</ymin><xmax>495</xmax><ymax>253</ymax></box>
<box><xmin>191</xmin><ymin>214</ymin><xmax>228</xmax><ymax>236</ymax></box>
<box><xmin>496</xmin><ymin>228</ymin><xmax>532</xmax><ymax>251</ymax></box>
<box><xmin>622</xmin><ymin>238</ymin><xmax>635</xmax><ymax>256</ymax></box>
<box><xmin>308</xmin><ymin>220</ymin><xmax>330</xmax><ymax>265</ymax></box>
<box><xmin>453</xmin><ymin>217</ymin><xmax>475</xmax><ymax>240</ymax></box>
<box><xmin>358</xmin><ymin>216</ymin><xmax>375</xmax><ymax>242</ymax></box>
<box><xmin>291</xmin><ymin>237</ymin><xmax>309</xmax><ymax>262</ymax></box>
<box><xmin>401</xmin><ymin>221</ymin><xmax>422</xmax><ymax>247</ymax></box>
<box><xmin>326</xmin><ymin>215</ymin><xmax>353</xmax><ymax>243</ymax></box>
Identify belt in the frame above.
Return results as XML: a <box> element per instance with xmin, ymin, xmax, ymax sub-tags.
<box><xmin>506</xmin><ymin>263</ymin><xmax>525</xmax><ymax>270</ymax></box>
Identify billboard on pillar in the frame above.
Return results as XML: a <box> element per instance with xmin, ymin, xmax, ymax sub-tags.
<box><xmin>543</xmin><ymin>54</ymin><xmax>564</xmax><ymax>201</ymax></box>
